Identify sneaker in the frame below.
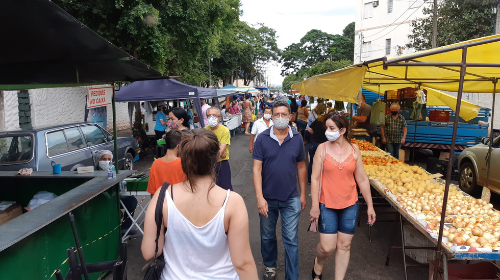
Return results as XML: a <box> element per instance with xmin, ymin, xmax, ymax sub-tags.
<box><xmin>263</xmin><ymin>267</ymin><xmax>276</xmax><ymax>280</ymax></box>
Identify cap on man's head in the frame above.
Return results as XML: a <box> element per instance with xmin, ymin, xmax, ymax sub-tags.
<box><xmin>158</xmin><ymin>102</ymin><xmax>166</xmax><ymax>106</ymax></box>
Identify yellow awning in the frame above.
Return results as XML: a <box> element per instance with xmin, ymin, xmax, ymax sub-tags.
<box><xmin>424</xmin><ymin>87</ymin><xmax>481</xmax><ymax>121</ymax></box>
<box><xmin>292</xmin><ymin>65</ymin><xmax>367</xmax><ymax>104</ymax></box>
<box><xmin>292</xmin><ymin>34</ymin><xmax>500</xmax><ymax>120</ymax></box>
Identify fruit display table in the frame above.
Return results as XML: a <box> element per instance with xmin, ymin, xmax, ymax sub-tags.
<box><xmin>353</xmin><ymin>139</ymin><xmax>500</xmax><ymax>279</ymax></box>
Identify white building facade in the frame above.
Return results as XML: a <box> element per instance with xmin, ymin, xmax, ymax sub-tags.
<box><xmin>0</xmin><ymin>87</ymin><xmax>131</xmax><ymax>132</ymax></box>
<box><xmin>354</xmin><ymin>0</ymin><xmax>432</xmax><ymax>63</ymax></box>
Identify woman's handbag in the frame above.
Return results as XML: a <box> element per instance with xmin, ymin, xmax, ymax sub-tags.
<box><xmin>308</xmin><ymin>144</ymin><xmax>325</xmax><ymax>233</ymax></box>
<box><xmin>142</xmin><ymin>182</ymin><xmax>169</xmax><ymax>280</ymax></box>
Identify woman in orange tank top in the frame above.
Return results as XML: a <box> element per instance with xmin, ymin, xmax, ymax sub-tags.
<box><xmin>309</xmin><ymin>111</ymin><xmax>376</xmax><ymax>280</ymax></box>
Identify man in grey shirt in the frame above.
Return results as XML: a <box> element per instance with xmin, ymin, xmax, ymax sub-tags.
<box><xmin>352</xmin><ymin>95</ymin><xmax>378</xmax><ymax>139</ymax></box>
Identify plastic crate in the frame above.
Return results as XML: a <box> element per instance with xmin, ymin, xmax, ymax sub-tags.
<box><xmin>387</xmin><ymin>90</ymin><xmax>398</xmax><ymax>100</ymax></box>
<box><xmin>429</xmin><ymin>110</ymin><xmax>450</xmax><ymax>122</ymax></box>
<box><xmin>429</xmin><ymin>261</ymin><xmax>500</xmax><ymax>280</ymax></box>
<box><xmin>404</xmin><ymin>87</ymin><xmax>417</xmax><ymax>99</ymax></box>
<box><xmin>403</xmin><ymin>225</ymin><xmax>435</xmax><ymax>264</ymax></box>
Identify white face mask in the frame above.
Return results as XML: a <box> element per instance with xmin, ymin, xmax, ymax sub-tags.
<box><xmin>207</xmin><ymin>116</ymin><xmax>219</xmax><ymax>127</ymax></box>
<box><xmin>273</xmin><ymin>117</ymin><xmax>289</xmax><ymax>130</ymax></box>
<box><xmin>98</xmin><ymin>160</ymin><xmax>110</xmax><ymax>170</ymax></box>
<box><xmin>325</xmin><ymin>129</ymin><xmax>342</xmax><ymax>142</ymax></box>
<box><xmin>263</xmin><ymin>114</ymin><xmax>272</xmax><ymax>120</ymax></box>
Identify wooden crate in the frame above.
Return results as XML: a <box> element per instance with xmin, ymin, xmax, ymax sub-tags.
<box><xmin>0</xmin><ymin>204</ymin><xmax>23</xmax><ymax>226</ymax></box>
<box><xmin>403</xmin><ymin>224</ymin><xmax>436</xmax><ymax>263</ymax></box>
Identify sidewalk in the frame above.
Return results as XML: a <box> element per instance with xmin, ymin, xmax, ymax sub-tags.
<box><xmin>118</xmin><ymin>131</ymin><xmax>428</xmax><ymax>280</ymax></box>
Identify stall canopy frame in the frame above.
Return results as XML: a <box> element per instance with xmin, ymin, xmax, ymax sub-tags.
<box><xmin>293</xmin><ymin>34</ymin><xmax>500</xmax><ymax>280</ymax></box>
<box><xmin>115</xmin><ymin>78</ymin><xmax>217</xmax><ymax>127</ymax></box>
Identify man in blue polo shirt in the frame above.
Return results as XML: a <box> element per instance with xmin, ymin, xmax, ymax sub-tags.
<box><xmin>253</xmin><ymin>100</ymin><xmax>307</xmax><ymax>280</ymax></box>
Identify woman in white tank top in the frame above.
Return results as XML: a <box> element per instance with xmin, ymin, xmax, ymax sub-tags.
<box><xmin>142</xmin><ymin>128</ymin><xmax>258</xmax><ymax>280</ymax></box>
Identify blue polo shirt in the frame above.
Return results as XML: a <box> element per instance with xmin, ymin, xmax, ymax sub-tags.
<box><xmin>253</xmin><ymin>126</ymin><xmax>305</xmax><ymax>201</ymax></box>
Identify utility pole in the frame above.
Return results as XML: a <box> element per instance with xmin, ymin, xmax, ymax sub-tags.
<box><xmin>496</xmin><ymin>1</ymin><xmax>500</xmax><ymax>34</ymax></box>
<box><xmin>432</xmin><ymin>0</ymin><xmax>437</xmax><ymax>48</ymax></box>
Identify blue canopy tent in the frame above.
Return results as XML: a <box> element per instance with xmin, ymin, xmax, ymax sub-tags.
<box><xmin>115</xmin><ymin>78</ymin><xmax>217</xmax><ymax>127</ymax></box>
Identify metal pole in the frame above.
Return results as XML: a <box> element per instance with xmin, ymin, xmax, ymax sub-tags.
<box><xmin>495</xmin><ymin>2</ymin><xmax>500</xmax><ymax>35</ymax></box>
<box><xmin>433</xmin><ymin>47</ymin><xmax>468</xmax><ymax>280</ymax></box>
<box><xmin>330</xmin><ymin>53</ymin><xmax>333</xmax><ymax>71</ymax></box>
<box><xmin>112</xmin><ymin>84</ymin><xmax>119</xmax><ymax>174</ymax></box>
<box><xmin>69</xmin><ymin>212</ymin><xmax>90</xmax><ymax>280</ymax></box>
<box><xmin>485</xmin><ymin>80</ymin><xmax>497</xmax><ymax>195</ymax></box>
<box><xmin>432</xmin><ymin>0</ymin><xmax>438</xmax><ymax>48</ymax></box>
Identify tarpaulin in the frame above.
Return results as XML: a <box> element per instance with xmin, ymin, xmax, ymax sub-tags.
<box><xmin>292</xmin><ymin>66</ymin><xmax>367</xmax><ymax>104</ymax></box>
<box><xmin>0</xmin><ymin>0</ymin><xmax>165</xmax><ymax>89</ymax></box>
<box><xmin>424</xmin><ymin>87</ymin><xmax>481</xmax><ymax>121</ymax></box>
<box><xmin>293</xmin><ymin>34</ymin><xmax>500</xmax><ymax>103</ymax></box>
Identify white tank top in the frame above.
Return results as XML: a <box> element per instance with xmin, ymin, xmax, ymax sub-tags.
<box><xmin>161</xmin><ymin>189</ymin><xmax>239</xmax><ymax>280</ymax></box>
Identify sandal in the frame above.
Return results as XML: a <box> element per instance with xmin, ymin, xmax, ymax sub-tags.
<box><xmin>311</xmin><ymin>257</ymin><xmax>322</xmax><ymax>279</ymax></box>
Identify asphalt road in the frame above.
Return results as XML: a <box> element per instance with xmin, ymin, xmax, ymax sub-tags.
<box><xmin>118</xmin><ymin>129</ymin><xmax>431</xmax><ymax>280</ymax></box>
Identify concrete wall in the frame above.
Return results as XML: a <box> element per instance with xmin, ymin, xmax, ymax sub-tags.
<box><xmin>1</xmin><ymin>87</ymin><xmax>131</xmax><ymax>132</ymax></box>
<box><xmin>355</xmin><ymin>0</ymin><xmax>432</xmax><ymax>63</ymax></box>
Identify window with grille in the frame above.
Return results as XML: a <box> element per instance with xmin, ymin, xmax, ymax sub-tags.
<box><xmin>386</xmin><ymin>39</ymin><xmax>391</xmax><ymax>55</ymax></box>
<box><xmin>388</xmin><ymin>0</ymin><xmax>393</xmax><ymax>13</ymax></box>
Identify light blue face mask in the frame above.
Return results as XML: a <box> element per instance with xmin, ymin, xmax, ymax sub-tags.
<box><xmin>98</xmin><ymin>160</ymin><xmax>110</xmax><ymax>170</ymax></box>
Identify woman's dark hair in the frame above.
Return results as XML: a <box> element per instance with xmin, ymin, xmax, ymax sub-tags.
<box><xmin>179</xmin><ymin>129</ymin><xmax>220</xmax><ymax>193</ymax></box>
<box><xmin>165</xmin><ymin>129</ymin><xmax>183</xmax><ymax>150</ymax></box>
<box><xmin>171</xmin><ymin>107</ymin><xmax>190</xmax><ymax>128</ymax></box>
<box><xmin>323</xmin><ymin>111</ymin><xmax>349</xmax><ymax>140</ymax></box>
<box><xmin>301</xmin><ymin>99</ymin><xmax>308</xmax><ymax>107</ymax></box>
<box><xmin>245</xmin><ymin>94</ymin><xmax>250</xmax><ymax>100</ymax></box>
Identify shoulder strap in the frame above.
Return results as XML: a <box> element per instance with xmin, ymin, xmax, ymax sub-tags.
<box><xmin>154</xmin><ymin>182</ymin><xmax>170</xmax><ymax>258</ymax></box>
<box><xmin>319</xmin><ymin>143</ymin><xmax>326</xmax><ymax>199</ymax></box>
<box><xmin>222</xmin><ymin>189</ymin><xmax>231</xmax><ymax>208</ymax></box>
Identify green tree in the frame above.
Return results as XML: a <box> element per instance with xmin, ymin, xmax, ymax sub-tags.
<box><xmin>407</xmin><ymin>0</ymin><xmax>495</xmax><ymax>51</ymax></box>
<box><xmin>54</xmin><ymin>0</ymin><xmax>240</xmax><ymax>85</ymax></box>
<box><xmin>308</xmin><ymin>59</ymin><xmax>352</xmax><ymax>77</ymax></box>
<box><xmin>212</xmin><ymin>21</ymin><xmax>280</xmax><ymax>86</ymax></box>
<box><xmin>280</xmin><ymin>23</ymin><xmax>354</xmax><ymax>76</ymax></box>
<box><xmin>343</xmin><ymin>22</ymin><xmax>355</xmax><ymax>41</ymax></box>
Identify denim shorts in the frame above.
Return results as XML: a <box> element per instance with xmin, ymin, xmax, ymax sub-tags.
<box><xmin>319</xmin><ymin>201</ymin><xmax>359</xmax><ymax>235</ymax></box>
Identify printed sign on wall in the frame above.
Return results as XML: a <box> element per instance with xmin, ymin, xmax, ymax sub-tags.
<box><xmin>87</xmin><ymin>86</ymin><xmax>113</xmax><ymax>108</ymax></box>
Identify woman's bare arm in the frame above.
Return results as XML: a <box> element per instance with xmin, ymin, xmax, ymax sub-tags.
<box><xmin>226</xmin><ymin>193</ymin><xmax>258</xmax><ymax>279</ymax></box>
<box><xmin>141</xmin><ymin>187</ymin><xmax>167</xmax><ymax>260</ymax></box>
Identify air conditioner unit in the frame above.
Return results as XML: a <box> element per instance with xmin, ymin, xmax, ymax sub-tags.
<box><xmin>373</xmin><ymin>1</ymin><xmax>379</xmax><ymax>7</ymax></box>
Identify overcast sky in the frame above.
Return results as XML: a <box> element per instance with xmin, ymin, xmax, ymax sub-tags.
<box><xmin>239</xmin><ymin>0</ymin><xmax>356</xmax><ymax>87</ymax></box>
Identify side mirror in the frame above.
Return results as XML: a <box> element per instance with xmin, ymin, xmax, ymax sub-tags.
<box><xmin>481</xmin><ymin>137</ymin><xmax>490</xmax><ymax>145</ymax></box>
<box><xmin>107</xmin><ymin>135</ymin><xmax>114</xmax><ymax>141</ymax></box>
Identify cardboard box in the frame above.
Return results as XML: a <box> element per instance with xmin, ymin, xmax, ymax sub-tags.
<box><xmin>0</xmin><ymin>204</ymin><xmax>22</xmax><ymax>226</ymax></box>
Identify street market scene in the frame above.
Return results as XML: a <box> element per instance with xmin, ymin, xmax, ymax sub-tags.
<box><xmin>4</xmin><ymin>0</ymin><xmax>500</xmax><ymax>279</ymax></box>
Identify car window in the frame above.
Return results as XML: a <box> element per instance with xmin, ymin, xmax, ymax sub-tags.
<box><xmin>81</xmin><ymin>125</ymin><xmax>106</xmax><ymax>146</ymax></box>
<box><xmin>0</xmin><ymin>135</ymin><xmax>33</xmax><ymax>164</ymax></box>
<box><xmin>47</xmin><ymin>131</ymin><xmax>69</xmax><ymax>157</ymax></box>
<box><xmin>65</xmin><ymin>127</ymin><xmax>86</xmax><ymax>151</ymax></box>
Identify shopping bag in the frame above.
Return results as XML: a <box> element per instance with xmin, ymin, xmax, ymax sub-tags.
<box><xmin>251</xmin><ymin>114</ymin><xmax>257</xmax><ymax>121</ymax></box>
<box><xmin>370</xmin><ymin>100</ymin><xmax>386</xmax><ymax>125</ymax></box>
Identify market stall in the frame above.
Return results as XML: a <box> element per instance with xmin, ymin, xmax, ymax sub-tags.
<box><xmin>0</xmin><ymin>171</ymin><xmax>133</xmax><ymax>279</ymax></box>
<box><xmin>293</xmin><ymin>34</ymin><xmax>500</xmax><ymax>279</ymax></box>
<box><xmin>0</xmin><ymin>0</ymin><xmax>167</xmax><ymax>278</ymax></box>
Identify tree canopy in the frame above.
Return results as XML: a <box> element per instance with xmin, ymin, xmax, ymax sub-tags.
<box><xmin>280</xmin><ymin>23</ymin><xmax>354</xmax><ymax>76</ymax></box>
<box><xmin>280</xmin><ymin>22</ymin><xmax>355</xmax><ymax>91</ymax></box>
<box><xmin>407</xmin><ymin>0</ymin><xmax>495</xmax><ymax>51</ymax></box>
<box><xmin>54</xmin><ymin>0</ymin><xmax>278</xmax><ymax>87</ymax></box>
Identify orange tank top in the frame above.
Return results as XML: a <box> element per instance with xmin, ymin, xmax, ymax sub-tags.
<box><xmin>319</xmin><ymin>143</ymin><xmax>358</xmax><ymax>209</ymax></box>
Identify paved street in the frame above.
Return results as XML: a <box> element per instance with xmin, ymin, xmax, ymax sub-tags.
<box><xmin>118</xmin><ymin>130</ymin><xmax>431</xmax><ymax>280</ymax></box>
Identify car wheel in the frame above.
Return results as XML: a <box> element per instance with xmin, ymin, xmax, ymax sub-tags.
<box><xmin>459</xmin><ymin>162</ymin><xmax>477</xmax><ymax>194</ymax></box>
<box><xmin>123</xmin><ymin>152</ymin><xmax>134</xmax><ymax>170</ymax></box>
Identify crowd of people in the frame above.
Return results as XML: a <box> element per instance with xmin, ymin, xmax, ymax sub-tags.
<box><xmin>124</xmin><ymin>92</ymin><xmax>410</xmax><ymax>279</ymax></box>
